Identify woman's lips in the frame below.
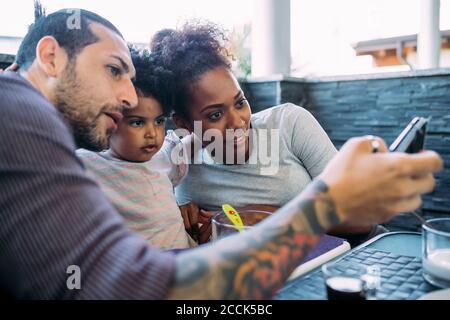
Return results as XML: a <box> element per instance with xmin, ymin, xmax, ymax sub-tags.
<box><xmin>233</xmin><ymin>130</ymin><xmax>248</xmax><ymax>147</ymax></box>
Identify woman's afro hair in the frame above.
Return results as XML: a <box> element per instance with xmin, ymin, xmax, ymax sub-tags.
<box><xmin>150</xmin><ymin>21</ymin><xmax>233</xmax><ymax>117</ymax></box>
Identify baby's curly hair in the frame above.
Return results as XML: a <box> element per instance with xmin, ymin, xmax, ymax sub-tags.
<box><xmin>129</xmin><ymin>45</ymin><xmax>175</xmax><ymax>116</ymax></box>
<box><xmin>150</xmin><ymin>21</ymin><xmax>232</xmax><ymax>119</ymax></box>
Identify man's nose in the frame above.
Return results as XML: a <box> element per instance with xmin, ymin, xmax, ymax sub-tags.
<box><xmin>119</xmin><ymin>78</ymin><xmax>138</xmax><ymax>109</ymax></box>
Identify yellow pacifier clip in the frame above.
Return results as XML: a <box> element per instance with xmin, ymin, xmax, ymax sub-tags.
<box><xmin>222</xmin><ymin>204</ymin><xmax>244</xmax><ymax>232</ymax></box>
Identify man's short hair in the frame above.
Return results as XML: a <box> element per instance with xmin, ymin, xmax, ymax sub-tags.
<box><xmin>16</xmin><ymin>2</ymin><xmax>124</xmax><ymax>70</ymax></box>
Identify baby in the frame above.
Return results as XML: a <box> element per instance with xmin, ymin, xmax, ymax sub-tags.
<box><xmin>77</xmin><ymin>47</ymin><xmax>209</xmax><ymax>249</ymax></box>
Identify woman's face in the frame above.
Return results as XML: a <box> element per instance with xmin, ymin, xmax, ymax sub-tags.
<box><xmin>180</xmin><ymin>67</ymin><xmax>252</xmax><ymax>163</ymax></box>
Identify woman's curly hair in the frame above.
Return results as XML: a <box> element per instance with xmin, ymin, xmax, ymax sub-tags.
<box><xmin>150</xmin><ymin>21</ymin><xmax>232</xmax><ymax>119</ymax></box>
<box><xmin>129</xmin><ymin>45</ymin><xmax>175</xmax><ymax>116</ymax></box>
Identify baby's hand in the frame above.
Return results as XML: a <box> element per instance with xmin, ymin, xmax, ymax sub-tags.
<box><xmin>179</xmin><ymin>203</ymin><xmax>214</xmax><ymax>244</ymax></box>
<box><xmin>198</xmin><ymin>209</ymin><xmax>214</xmax><ymax>244</ymax></box>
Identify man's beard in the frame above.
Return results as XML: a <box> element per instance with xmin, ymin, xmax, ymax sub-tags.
<box><xmin>53</xmin><ymin>62</ymin><xmax>121</xmax><ymax>151</ymax></box>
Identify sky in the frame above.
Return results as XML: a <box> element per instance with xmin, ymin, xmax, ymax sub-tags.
<box><xmin>0</xmin><ymin>0</ymin><xmax>254</xmax><ymax>43</ymax></box>
<box><xmin>1</xmin><ymin>0</ymin><xmax>449</xmax><ymax>76</ymax></box>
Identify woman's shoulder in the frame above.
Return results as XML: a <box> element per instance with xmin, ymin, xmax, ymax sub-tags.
<box><xmin>251</xmin><ymin>103</ymin><xmax>312</xmax><ymax>128</ymax></box>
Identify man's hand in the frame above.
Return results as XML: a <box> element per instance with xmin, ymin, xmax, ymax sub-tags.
<box><xmin>179</xmin><ymin>203</ymin><xmax>214</xmax><ymax>244</ymax></box>
<box><xmin>320</xmin><ymin>136</ymin><xmax>443</xmax><ymax>226</ymax></box>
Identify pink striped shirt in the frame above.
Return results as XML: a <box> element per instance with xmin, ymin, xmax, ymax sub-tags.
<box><xmin>77</xmin><ymin>132</ymin><xmax>193</xmax><ymax>249</ymax></box>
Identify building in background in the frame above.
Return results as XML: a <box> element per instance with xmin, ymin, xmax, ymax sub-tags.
<box><xmin>353</xmin><ymin>29</ymin><xmax>450</xmax><ymax>70</ymax></box>
<box><xmin>0</xmin><ymin>36</ymin><xmax>16</xmax><ymax>69</ymax></box>
<box><xmin>0</xmin><ymin>36</ymin><xmax>22</xmax><ymax>56</ymax></box>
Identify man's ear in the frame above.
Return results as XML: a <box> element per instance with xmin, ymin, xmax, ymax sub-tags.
<box><xmin>172</xmin><ymin>113</ymin><xmax>193</xmax><ymax>132</ymax></box>
<box><xmin>35</xmin><ymin>36</ymin><xmax>66</xmax><ymax>77</ymax></box>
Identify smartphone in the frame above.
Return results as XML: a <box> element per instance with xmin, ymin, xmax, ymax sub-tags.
<box><xmin>389</xmin><ymin>117</ymin><xmax>429</xmax><ymax>153</ymax></box>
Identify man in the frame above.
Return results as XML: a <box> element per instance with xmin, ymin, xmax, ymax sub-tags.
<box><xmin>0</xmin><ymin>7</ymin><xmax>443</xmax><ymax>299</ymax></box>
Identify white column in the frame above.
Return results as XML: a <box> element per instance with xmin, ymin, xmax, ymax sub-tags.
<box><xmin>417</xmin><ymin>0</ymin><xmax>441</xmax><ymax>69</ymax></box>
<box><xmin>251</xmin><ymin>0</ymin><xmax>291</xmax><ymax>77</ymax></box>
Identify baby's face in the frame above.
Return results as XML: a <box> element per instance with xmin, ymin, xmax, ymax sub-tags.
<box><xmin>110</xmin><ymin>96</ymin><xmax>166</xmax><ymax>162</ymax></box>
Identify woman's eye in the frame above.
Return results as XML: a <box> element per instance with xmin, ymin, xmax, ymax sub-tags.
<box><xmin>129</xmin><ymin>120</ymin><xmax>144</xmax><ymax>127</ymax></box>
<box><xmin>208</xmin><ymin>111</ymin><xmax>222</xmax><ymax>121</ymax></box>
<box><xmin>155</xmin><ymin>118</ymin><xmax>166</xmax><ymax>126</ymax></box>
<box><xmin>108</xmin><ymin>65</ymin><xmax>122</xmax><ymax>78</ymax></box>
<box><xmin>236</xmin><ymin>98</ymin><xmax>248</xmax><ymax>108</ymax></box>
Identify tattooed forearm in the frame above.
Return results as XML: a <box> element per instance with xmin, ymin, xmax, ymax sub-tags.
<box><xmin>167</xmin><ymin>179</ymin><xmax>340</xmax><ymax>300</ymax></box>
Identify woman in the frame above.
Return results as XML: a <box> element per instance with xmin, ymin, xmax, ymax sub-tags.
<box><xmin>151</xmin><ymin>23</ymin><xmax>385</xmax><ymax>244</ymax></box>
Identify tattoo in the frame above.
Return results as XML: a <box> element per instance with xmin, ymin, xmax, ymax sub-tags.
<box><xmin>167</xmin><ymin>179</ymin><xmax>339</xmax><ymax>300</ymax></box>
